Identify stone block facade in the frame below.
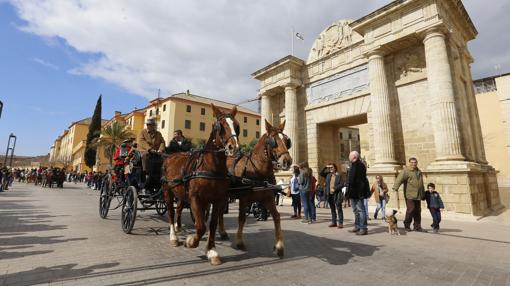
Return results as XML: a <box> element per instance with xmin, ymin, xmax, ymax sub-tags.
<box><xmin>254</xmin><ymin>0</ymin><xmax>502</xmax><ymax>216</ymax></box>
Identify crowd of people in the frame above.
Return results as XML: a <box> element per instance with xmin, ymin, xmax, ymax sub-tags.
<box><xmin>285</xmin><ymin>152</ymin><xmax>445</xmax><ymax>234</ymax></box>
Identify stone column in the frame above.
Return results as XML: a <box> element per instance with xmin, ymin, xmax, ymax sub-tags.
<box><xmin>367</xmin><ymin>50</ymin><xmax>399</xmax><ymax>167</ymax></box>
<box><xmin>260</xmin><ymin>92</ymin><xmax>271</xmax><ymax>133</ymax></box>
<box><xmin>423</xmin><ymin>28</ymin><xmax>465</xmax><ymax>161</ymax></box>
<box><xmin>284</xmin><ymin>84</ymin><xmax>299</xmax><ymax>164</ymax></box>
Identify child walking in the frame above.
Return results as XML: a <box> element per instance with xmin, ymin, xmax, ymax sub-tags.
<box><xmin>425</xmin><ymin>183</ymin><xmax>444</xmax><ymax>233</ymax></box>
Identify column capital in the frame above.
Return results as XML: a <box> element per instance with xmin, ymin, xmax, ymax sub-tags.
<box><xmin>284</xmin><ymin>83</ymin><xmax>298</xmax><ymax>91</ymax></box>
<box><xmin>423</xmin><ymin>27</ymin><xmax>447</xmax><ymax>43</ymax></box>
<box><xmin>365</xmin><ymin>47</ymin><xmax>389</xmax><ymax>60</ymax></box>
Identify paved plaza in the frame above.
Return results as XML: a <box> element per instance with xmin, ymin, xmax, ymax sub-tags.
<box><xmin>1</xmin><ymin>183</ymin><xmax>510</xmax><ymax>286</ymax></box>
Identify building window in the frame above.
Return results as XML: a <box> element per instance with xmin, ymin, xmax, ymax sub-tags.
<box><xmin>201</xmin><ymin>108</ymin><xmax>205</xmax><ymax>115</ymax></box>
<box><xmin>256</xmin><ymin>119</ymin><xmax>260</xmax><ymax>126</ymax></box>
<box><xmin>186</xmin><ymin>105</ymin><xmax>191</xmax><ymax>112</ymax></box>
<box><xmin>243</xmin><ymin>129</ymin><xmax>248</xmax><ymax>137</ymax></box>
<box><xmin>156</xmin><ymin>107</ymin><xmax>159</xmax><ymax>115</ymax></box>
<box><xmin>339</xmin><ymin>132</ymin><xmax>343</xmax><ymax>139</ymax></box>
<box><xmin>348</xmin><ymin>132</ymin><xmax>352</xmax><ymax>140</ymax></box>
<box><xmin>185</xmin><ymin>120</ymin><xmax>191</xmax><ymax>129</ymax></box>
<box><xmin>200</xmin><ymin>122</ymin><xmax>206</xmax><ymax>131</ymax></box>
<box><xmin>161</xmin><ymin>120</ymin><xmax>165</xmax><ymax>129</ymax></box>
<box><xmin>149</xmin><ymin>110</ymin><xmax>153</xmax><ymax>117</ymax></box>
<box><xmin>244</xmin><ymin>117</ymin><xmax>247</xmax><ymax>123</ymax></box>
<box><xmin>256</xmin><ymin>131</ymin><xmax>260</xmax><ymax>139</ymax></box>
<box><xmin>357</xmin><ymin>134</ymin><xmax>360</xmax><ymax>141</ymax></box>
<box><xmin>163</xmin><ymin>104</ymin><xmax>166</xmax><ymax>112</ymax></box>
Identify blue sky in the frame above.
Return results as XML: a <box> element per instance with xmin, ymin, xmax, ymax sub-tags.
<box><xmin>1</xmin><ymin>0</ymin><xmax>509</xmax><ymax>157</ymax></box>
<box><xmin>0</xmin><ymin>4</ymin><xmax>147</xmax><ymax>156</ymax></box>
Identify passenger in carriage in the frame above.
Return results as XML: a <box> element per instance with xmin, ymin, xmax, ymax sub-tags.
<box><xmin>113</xmin><ymin>138</ymin><xmax>133</xmax><ymax>183</ymax></box>
<box><xmin>166</xmin><ymin>130</ymin><xmax>192</xmax><ymax>154</ymax></box>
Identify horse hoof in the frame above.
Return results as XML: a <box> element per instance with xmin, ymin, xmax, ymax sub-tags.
<box><xmin>236</xmin><ymin>242</ymin><xmax>247</xmax><ymax>251</ymax></box>
<box><xmin>219</xmin><ymin>233</ymin><xmax>229</xmax><ymax>241</ymax></box>
<box><xmin>209</xmin><ymin>256</ymin><xmax>222</xmax><ymax>266</ymax></box>
<box><xmin>185</xmin><ymin>235</ymin><xmax>195</xmax><ymax>248</ymax></box>
<box><xmin>274</xmin><ymin>247</ymin><xmax>284</xmax><ymax>258</ymax></box>
<box><xmin>170</xmin><ymin>239</ymin><xmax>179</xmax><ymax>247</ymax></box>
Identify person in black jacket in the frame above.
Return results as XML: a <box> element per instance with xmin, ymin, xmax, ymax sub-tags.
<box><xmin>320</xmin><ymin>163</ymin><xmax>344</xmax><ymax>228</ymax></box>
<box><xmin>346</xmin><ymin>151</ymin><xmax>369</xmax><ymax>235</ymax></box>
<box><xmin>166</xmin><ymin>130</ymin><xmax>192</xmax><ymax>154</ymax></box>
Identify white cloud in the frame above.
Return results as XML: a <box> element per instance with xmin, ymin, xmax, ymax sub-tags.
<box><xmin>10</xmin><ymin>0</ymin><xmax>509</xmax><ymax>107</ymax></box>
<box><xmin>9</xmin><ymin>0</ymin><xmax>384</xmax><ymax>108</ymax></box>
<box><xmin>32</xmin><ymin>57</ymin><xmax>59</xmax><ymax>70</ymax></box>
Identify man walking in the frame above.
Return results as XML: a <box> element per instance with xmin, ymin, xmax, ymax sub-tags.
<box><xmin>320</xmin><ymin>163</ymin><xmax>344</xmax><ymax>228</ymax></box>
<box><xmin>346</xmin><ymin>151</ymin><xmax>369</xmax><ymax>235</ymax></box>
<box><xmin>393</xmin><ymin>157</ymin><xmax>426</xmax><ymax>232</ymax></box>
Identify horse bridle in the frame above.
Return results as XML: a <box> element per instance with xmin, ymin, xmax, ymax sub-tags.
<box><xmin>265</xmin><ymin>131</ymin><xmax>291</xmax><ymax>169</ymax></box>
<box><xmin>212</xmin><ymin>114</ymin><xmax>240</xmax><ymax>153</ymax></box>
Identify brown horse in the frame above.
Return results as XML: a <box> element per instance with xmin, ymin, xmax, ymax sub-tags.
<box><xmin>162</xmin><ymin>104</ymin><xmax>240</xmax><ymax>265</ymax></box>
<box><xmin>218</xmin><ymin>119</ymin><xmax>292</xmax><ymax>257</ymax></box>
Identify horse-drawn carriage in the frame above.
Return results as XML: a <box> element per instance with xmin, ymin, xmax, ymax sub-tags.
<box><xmin>98</xmin><ymin>104</ymin><xmax>292</xmax><ymax>265</ymax></box>
<box><xmin>42</xmin><ymin>168</ymin><xmax>65</xmax><ymax>188</ymax></box>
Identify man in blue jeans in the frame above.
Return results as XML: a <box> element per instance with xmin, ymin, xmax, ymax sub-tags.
<box><xmin>346</xmin><ymin>151</ymin><xmax>368</xmax><ymax>235</ymax></box>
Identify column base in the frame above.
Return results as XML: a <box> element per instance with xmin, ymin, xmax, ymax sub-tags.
<box><xmin>368</xmin><ymin>163</ymin><xmax>402</xmax><ymax>174</ymax></box>
<box><xmin>425</xmin><ymin>160</ymin><xmax>503</xmax><ymax>216</ymax></box>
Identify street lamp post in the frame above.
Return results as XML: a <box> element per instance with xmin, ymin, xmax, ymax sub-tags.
<box><xmin>3</xmin><ymin>133</ymin><xmax>16</xmax><ymax>167</ymax></box>
<box><xmin>0</xmin><ymin>100</ymin><xmax>3</xmax><ymax>119</ymax></box>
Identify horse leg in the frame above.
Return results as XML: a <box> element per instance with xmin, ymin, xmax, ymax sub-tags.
<box><xmin>163</xmin><ymin>186</ymin><xmax>179</xmax><ymax>247</ymax></box>
<box><xmin>217</xmin><ymin>212</ymin><xmax>229</xmax><ymax>241</ymax></box>
<box><xmin>206</xmin><ymin>200</ymin><xmax>224</xmax><ymax>265</ymax></box>
<box><xmin>262</xmin><ymin>194</ymin><xmax>284</xmax><ymax>258</ymax></box>
<box><xmin>235</xmin><ymin>198</ymin><xmax>248</xmax><ymax>251</ymax></box>
<box><xmin>176</xmin><ymin>200</ymin><xmax>184</xmax><ymax>233</ymax></box>
<box><xmin>185</xmin><ymin>197</ymin><xmax>205</xmax><ymax>249</ymax></box>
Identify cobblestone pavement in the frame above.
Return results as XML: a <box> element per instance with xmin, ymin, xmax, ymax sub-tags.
<box><xmin>1</xmin><ymin>183</ymin><xmax>510</xmax><ymax>286</ymax></box>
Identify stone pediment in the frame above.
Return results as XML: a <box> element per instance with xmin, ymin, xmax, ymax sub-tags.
<box><xmin>307</xmin><ymin>20</ymin><xmax>354</xmax><ymax>63</ymax></box>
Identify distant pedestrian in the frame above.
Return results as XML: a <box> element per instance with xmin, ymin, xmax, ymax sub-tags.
<box><xmin>393</xmin><ymin>157</ymin><xmax>426</xmax><ymax>232</ymax></box>
<box><xmin>425</xmin><ymin>183</ymin><xmax>444</xmax><ymax>233</ymax></box>
<box><xmin>371</xmin><ymin>175</ymin><xmax>389</xmax><ymax>221</ymax></box>
<box><xmin>298</xmin><ymin>162</ymin><xmax>313</xmax><ymax>224</ymax></box>
<box><xmin>320</xmin><ymin>163</ymin><xmax>344</xmax><ymax>228</ymax></box>
<box><xmin>346</xmin><ymin>151</ymin><xmax>370</xmax><ymax>235</ymax></box>
<box><xmin>289</xmin><ymin>165</ymin><xmax>301</xmax><ymax>219</ymax></box>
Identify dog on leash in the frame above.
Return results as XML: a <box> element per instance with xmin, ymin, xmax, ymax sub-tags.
<box><xmin>385</xmin><ymin>210</ymin><xmax>400</xmax><ymax>235</ymax></box>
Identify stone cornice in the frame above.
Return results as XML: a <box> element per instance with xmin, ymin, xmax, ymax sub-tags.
<box><xmin>251</xmin><ymin>55</ymin><xmax>305</xmax><ymax>79</ymax></box>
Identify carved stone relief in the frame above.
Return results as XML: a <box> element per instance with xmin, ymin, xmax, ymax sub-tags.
<box><xmin>308</xmin><ymin>20</ymin><xmax>353</xmax><ymax>63</ymax></box>
<box><xmin>393</xmin><ymin>45</ymin><xmax>426</xmax><ymax>82</ymax></box>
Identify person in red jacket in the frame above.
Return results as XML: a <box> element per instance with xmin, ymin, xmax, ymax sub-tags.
<box><xmin>113</xmin><ymin>139</ymin><xmax>133</xmax><ymax>182</ymax></box>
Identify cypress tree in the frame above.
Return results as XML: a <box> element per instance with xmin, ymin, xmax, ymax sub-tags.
<box><xmin>85</xmin><ymin>95</ymin><xmax>102</xmax><ymax>168</ymax></box>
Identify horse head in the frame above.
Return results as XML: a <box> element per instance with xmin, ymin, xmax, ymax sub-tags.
<box><xmin>264</xmin><ymin>119</ymin><xmax>292</xmax><ymax>171</ymax></box>
<box><xmin>211</xmin><ymin>103</ymin><xmax>240</xmax><ymax>156</ymax></box>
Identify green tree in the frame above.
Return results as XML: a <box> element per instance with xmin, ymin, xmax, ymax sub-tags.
<box><xmin>240</xmin><ymin>139</ymin><xmax>258</xmax><ymax>153</ymax></box>
<box><xmin>93</xmin><ymin>122</ymin><xmax>134</xmax><ymax>164</ymax></box>
<box><xmin>84</xmin><ymin>95</ymin><xmax>102</xmax><ymax>168</ymax></box>
<box><xmin>191</xmin><ymin>138</ymin><xmax>206</xmax><ymax>150</ymax></box>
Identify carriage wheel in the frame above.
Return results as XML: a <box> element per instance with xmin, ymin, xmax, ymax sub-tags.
<box><xmin>99</xmin><ymin>181</ymin><xmax>112</xmax><ymax>219</ymax></box>
<box><xmin>155</xmin><ymin>200</ymin><xmax>167</xmax><ymax>215</ymax></box>
<box><xmin>121</xmin><ymin>186</ymin><xmax>138</xmax><ymax>234</ymax></box>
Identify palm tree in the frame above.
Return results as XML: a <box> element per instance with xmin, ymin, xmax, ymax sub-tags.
<box><xmin>93</xmin><ymin>122</ymin><xmax>134</xmax><ymax>164</ymax></box>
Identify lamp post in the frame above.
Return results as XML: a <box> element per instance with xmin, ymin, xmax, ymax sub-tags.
<box><xmin>4</xmin><ymin>133</ymin><xmax>16</xmax><ymax>167</ymax></box>
<box><xmin>0</xmin><ymin>100</ymin><xmax>3</xmax><ymax>119</ymax></box>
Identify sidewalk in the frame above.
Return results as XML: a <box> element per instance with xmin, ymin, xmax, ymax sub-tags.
<box><xmin>1</xmin><ymin>183</ymin><xmax>510</xmax><ymax>286</ymax></box>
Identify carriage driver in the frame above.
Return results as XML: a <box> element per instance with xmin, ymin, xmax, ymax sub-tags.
<box><xmin>137</xmin><ymin>118</ymin><xmax>166</xmax><ymax>177</ymax></box>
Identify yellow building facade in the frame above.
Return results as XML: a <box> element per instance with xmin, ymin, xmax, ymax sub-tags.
<box><xmin>49</xmin><ymin>117</ymin><xmax>110</xmax><ymax>172</ymax></box>
<box><xmin>49</xmin><ymin>94</ymin><xmax>260</xmax><ymax>172</ymax></box>
<box><xmin>143</xmin><ymin>92</ymin><xmax>261</xmax><ymax>146</ymax></box>
<box><xmin>475</xmin><ymin>73</ymin><xmax>510</xmax><ymax>187</ymax></box>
